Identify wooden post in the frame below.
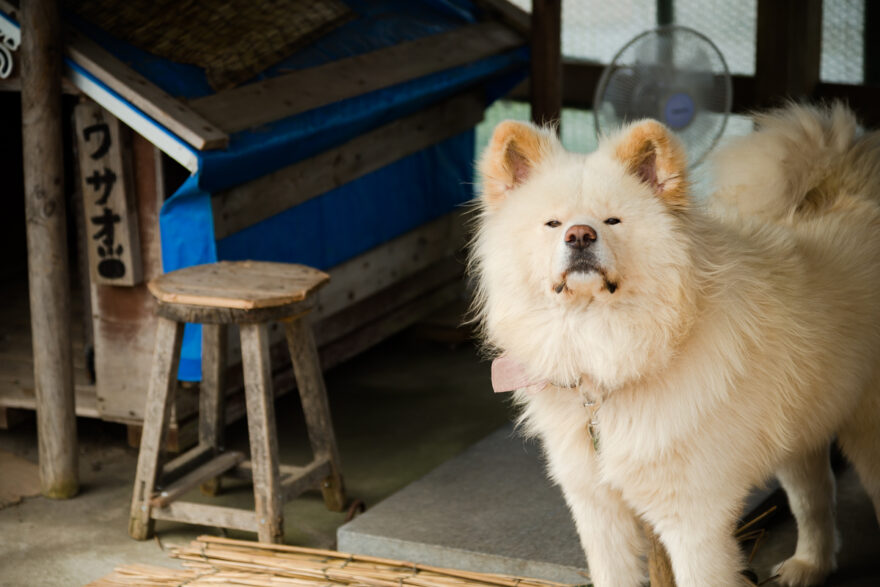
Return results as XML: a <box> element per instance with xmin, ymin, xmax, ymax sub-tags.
<box><xmin>20</xmin><ymin>0</ymin><xmax>79</xmax><ymax>498</ymax></box>
<box><xmin>754</xmin><ymin>0</ymin><xmax>823</xmax><ymax>107</ymax></box>
<box><xmin>864</xmin><ymin>0</ymin><xmax>880</xmax><ymax>85</ymax></box>
<box><xmin>530</xmin><ymin>0</ymin><xmax>562</xmax><ymax>130</ymax></box>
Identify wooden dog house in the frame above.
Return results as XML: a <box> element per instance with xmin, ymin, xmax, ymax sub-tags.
<box><xmin>0</xmin><ymin>0</ymin><xmax>536</xmax><ymax>452</ymax></box>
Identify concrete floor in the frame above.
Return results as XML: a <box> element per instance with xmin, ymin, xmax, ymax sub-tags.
<box><xmin>0</xmin><ymin>331</ymin><xmax>513</xmax><ymax>586</ymax></box>
<box><xmin>1</xmin><ymin>326</ymin><xmax>879</xmax><ymax>586</ymax></box>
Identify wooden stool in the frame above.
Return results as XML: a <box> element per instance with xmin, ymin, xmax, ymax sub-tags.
<box><xmin>128</xmin><ymin>261</ymin><xmax>345</xmax><ymax>543</ymax></box>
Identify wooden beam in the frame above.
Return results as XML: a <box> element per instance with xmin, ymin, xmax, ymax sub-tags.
<box><xmin>150</xmin><ymin>451</ymin><xmax>244</xmax><ymax>507</ymax></box>
<box><xmin>318</xmin><ymin>280</ymin><xmax>462</xmax><ymax>370</ymax></box>
<box><xmin>530</xmin><ymin>0</ymin><xmax>562</xmax><ymax>128</ymax></box>
<box><xmin>314</xmin><ymin>257</ymin><xmax>464</xmax><ymax>348</ymax></box>
<box><xmin>160</xmin><ymin>443</ymin><xmax>213</xmax><ymax>484</ymax></box>
<box><xmin>212</xmin><ymin>91</ymin><xmax>484</xmax><ymax>238</ymax></box>
<box><xmin>152</xmin><ymin>501</ymin><xmax>260</xmax><ymax>533</ymax></box>
<box><xmin>754</xmin><ymin>0</ymin><xmax>822</xmax><ymax>107</ymax></box>
<box><xmin>189</xmin><ymin>22</ymin><xmax>523</xmax><ymax>134</ymax></box>
<box><xmin>0</xmin><ymin>0</ymin><xmax>226</xmax><ymax>152</ymax></box>
<box><xmin>64</xmin><ymin>29</ymin><xmax>229</xmax><ymax>151</ymax></box>
<box><xmin>310</xmin><ymin>210</ymin><xmax>466</xmax><ymax>322</ymax></box>
<box><xmin>280</xmin><ymin>458</ymin><xmax>332</xmax><ymax>503</ymax></box>
<box><xmin>20</xmin><ymin>0</ymin><xmax>79</xmax><ymax>499</ymax></box>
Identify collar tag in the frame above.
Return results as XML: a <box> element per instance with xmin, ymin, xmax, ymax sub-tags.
<box><xmin>490</xmin><ymin>355</ymin><xmax>547</xmax><ymax>394</ymax></box>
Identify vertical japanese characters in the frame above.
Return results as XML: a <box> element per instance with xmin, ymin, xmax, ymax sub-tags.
<box><xmin>74</xmin><ymin>102</ymin><xmax>142</xmax><ymax>286</ymax></box>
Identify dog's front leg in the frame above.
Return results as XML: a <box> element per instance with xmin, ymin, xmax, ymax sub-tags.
<box><xmin>653</xmin><ymin>508</ymin><xmax>746</xmax><ymax>586</ymax></box>
<box><xmin>565</xmin><ymin>481</ymin><xmax>648</xmax><ymax>587</ymax></box>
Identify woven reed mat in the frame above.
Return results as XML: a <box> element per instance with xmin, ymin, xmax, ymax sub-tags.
<box><xmin>85</xmin><ymin>535</ymin><xmax>579</xmax><ymax>586</ymax></box>
<box><xmin>66</xmin><ymin>0</ymin><xmax>352</xmax><ymax>91</ymax></box>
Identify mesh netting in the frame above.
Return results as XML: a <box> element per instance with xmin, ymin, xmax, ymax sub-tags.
<box><xmin>821</xmin><ymin>0</ymin><xmax>864</xmax><ymax>83</ymax></box>
<box><xmin>674</xmin><ymin>0</ymin><xmax>756</xmax><ymax>75</ymax></box>
<box><xmin>67</xmin><ymin>0</ymin><xmax>352</xmax><ymax>91</ymax></box>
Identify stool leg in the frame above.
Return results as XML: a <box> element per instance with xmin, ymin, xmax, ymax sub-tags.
<box><xmin>240</xmin><ymin>323</ymin><xmax>284</xmax><ymax>543</ymax></box>
<box><xmin>129</xmin><ymin>317</ymin><xmax>184</xmax><ymax>540</ymax></box>
<box><xmin>200</xmin><ymin>323</ymin><xmax>228</xmax><ymax>496</ymax></box>
<box><xmin>283</xmin><ymin>318</ymin><xmax>346</xmax><ymax>512</ymax></box>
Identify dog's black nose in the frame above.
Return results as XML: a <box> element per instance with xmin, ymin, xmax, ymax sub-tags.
<box><xmin>565</xmin><ymin>224</ymin><xmax>597</xmax><ymax>249</ymax></box>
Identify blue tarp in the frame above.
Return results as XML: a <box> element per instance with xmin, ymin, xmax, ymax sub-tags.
<box><xmin>65</xmin><ymin>0</ymin><xmax>529</xmax><ymax>379</ymax></box>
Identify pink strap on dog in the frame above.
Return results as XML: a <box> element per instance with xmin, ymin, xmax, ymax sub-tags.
<box><xmin>491</xmin><ymin>355</ymin><xmax>547</xmax><ymax>394</ymax></box>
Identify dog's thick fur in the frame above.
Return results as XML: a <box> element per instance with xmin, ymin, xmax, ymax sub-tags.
<box><xmin>469</xmin><ymin>104</ymin><xmax>880</xmax><ymax>586</ymax></box>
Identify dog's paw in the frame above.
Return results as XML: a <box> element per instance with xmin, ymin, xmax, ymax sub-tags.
<box><xmin>772</xmin><ymin>557</ymin><xmax>832</xmax><ymax>586</ymax></box>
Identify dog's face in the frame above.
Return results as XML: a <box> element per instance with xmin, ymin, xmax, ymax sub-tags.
<box><xmin>471</xmin><ymin>119</ymin><xmax>695</xmax><ymax>386</ymax></box>
<box><xmin>476</xmin><ymin>119</ymin><xmax>689</xmax><ymax>305</ymax></box>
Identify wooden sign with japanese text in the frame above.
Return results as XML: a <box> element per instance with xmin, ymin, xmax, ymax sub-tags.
<box><xmin>74</xmin><ymin>102</ymin><xmax>142</xmax><ymax>286</ymax></box>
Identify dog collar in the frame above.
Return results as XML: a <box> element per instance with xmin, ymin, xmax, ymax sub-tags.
<box><xmin>491</xmin><ymin>355</ymin><xmax>602</xmax><ymax>451</ymax></box>
<box><xmin>490</xmin><ymin>355</ymin><xmax>580</xmax><ymax>393</ymax></box>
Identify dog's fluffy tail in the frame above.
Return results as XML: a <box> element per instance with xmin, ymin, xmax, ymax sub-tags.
<box><xmin>710</xmin><ymin>102</ymin><xmax>880</xmax><ymax>220</ymax></box>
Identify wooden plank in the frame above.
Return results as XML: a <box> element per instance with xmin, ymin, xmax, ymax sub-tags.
<box><xmin>151</xmin><ymin>501</ymin><xmax>259</xmax><ymax>533</ymax></box>
<box><xmin>314</xmin><ymin>257</ymin><xmax>464</xmax><ymax>347</ymax></box>
<box><xmin>20</xmin><ymin>0</ymin><xmax>78</xmax><ymax>500</ymax></box>
<box><xmin>0</xmin><ymin>376</ymin><xmax>98</xmax><ymax>417</ymax></box>
<box><xmin>64</xmin><ymin>28</ymin><xmax>228</xmax><ymax>150</ymax></box>
<box><xmin>240</xmin><ymin>323</ymin><xmax>284</xmax><ymax>543</ymax></box>
<box><xmin>92</xmin><ymin>138</ymin><xmax>166</xmax><ymax>423</ymax></box>
<box><xmin>74</xmin><ymin>101</ymin><xmax>143</xmax><ymax>286</ymax></box>
<box><xmin>199</xmin><ymin>323</ymin><xmax>228</xmax><ymax>495</ymax></box>
<box><xmin>284</xmin><ymin>319</ymin><xmax>345</xmax><ymax>511</ymax></box>
<box><xmin>212</xmin><ymin>91</ymin><xmax>484</xmax><ymax>238</ymax></box>
<box><xmin>754</xmin><ymin>0</ymin><xmax>822</xmax><ymax>106</ymax></box>
<box><xmin>160</xmin><ymin>443</ymin><xmax>213</xmax><ymax>484</ymax></box>
<box><xmin>150</xmin><ymin>451</ymin><xmax>244</xmax><ymax>508</ymax></box>
<box><xmin>319</xmin><ymin>279</ymin><xmax>463</xmax><ymax>370</ymax></box>
<box><xmin>190</xmin><ymin>22</ymin><xmax>524</xmax><ymax>133</ymax></box>
<box><xmin>128</xmin><ymin>316</ymin><xmax>184</xmax><ymax>540</ymax></box>
<box><xmin>311</xmin><ymin>210</ymin><xmax>466</xmax><ymax>321</ymax></box>
<box><xmin>530</xmin><ymin>0</ymin><xmax>562</xmax><ymax>128</ymax></box>
<box><xmin>65</xmin><ymin>64</ymin><xmax>200</xmax><ymax>172</ymax></box>
<box><xmin>234</xmin><ymin>458</ymin><xmax>332</xmax><ymax>502</ymax></box>
<box><xmin>281</xmin><ymin>458</ymin><xmax>332</xmax><ymax>503</ymax></box>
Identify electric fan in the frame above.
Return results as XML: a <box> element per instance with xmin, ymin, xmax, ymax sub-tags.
<box><xmin>594</xmin><ymin>26</ymin><xmax>732</xmax><ymax>167</ymax></box>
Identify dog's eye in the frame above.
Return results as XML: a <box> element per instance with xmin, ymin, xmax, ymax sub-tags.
<box><xmin>604</xmin><ymin>218</ymin><xmax>621</xmax><ymax>225</ymax></box>
<box><xmin>545</xmin><ymin>220</ymin><xmax>562</xmax><ymax>228</ymax></box>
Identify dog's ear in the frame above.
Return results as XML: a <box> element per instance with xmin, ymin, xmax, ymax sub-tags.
<box><xmin>479</xmin><ymin>120</ymin><xmax>558</xmax><ymax>209</ymax></box>
<box><xmin>613</xmin><ymin>120</ymin><xmax>688</xmax><ymax>210</ymax></box>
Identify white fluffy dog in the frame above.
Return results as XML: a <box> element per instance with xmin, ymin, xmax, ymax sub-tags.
<box><xmin>468</xmin><ymin>103</ymin><xmax>880</xmax><ymax>586</ymax></box>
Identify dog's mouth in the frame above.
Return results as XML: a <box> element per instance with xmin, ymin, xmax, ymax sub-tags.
<box><xmin>553</xmin><ymin>257</ymin><xmax>618</xmax><ymax>295</ymax></box>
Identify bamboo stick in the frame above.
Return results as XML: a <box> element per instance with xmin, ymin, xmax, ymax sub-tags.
<box><xmin>91</xmin><ymin>535</ymin><xmax>574</xmax><ymax>587</ymax></box>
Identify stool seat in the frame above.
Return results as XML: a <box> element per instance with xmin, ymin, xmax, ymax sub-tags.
<box><xmin>148</xmin><ymin>261</ymin><xmax>329</xmax><ymax>310</ymax></box>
